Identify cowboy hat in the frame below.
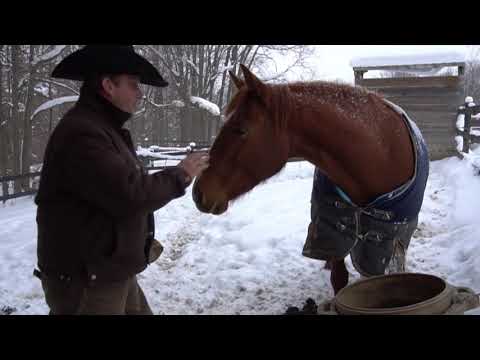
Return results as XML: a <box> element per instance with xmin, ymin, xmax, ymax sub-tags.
<box><xmin>51</xmin><ymin>45</ymin><xmax>168</xmax><ymax>87</ymax></box>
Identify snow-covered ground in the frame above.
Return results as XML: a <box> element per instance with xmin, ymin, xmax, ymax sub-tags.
<box><xmin>1</xmin><ymin>149</ymin><xmax>480</xmax><ymax>315</ymax></box>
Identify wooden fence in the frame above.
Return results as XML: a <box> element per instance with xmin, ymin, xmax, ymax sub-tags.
<box><xmin>456</xmin><ymin>98</ymin><xmax>480</xmax><ymax>154</ymax></box>
<box><xmin>1</xmin><ymin>144</ymin><xmax>306</xmax><ymax>203</ymax></box>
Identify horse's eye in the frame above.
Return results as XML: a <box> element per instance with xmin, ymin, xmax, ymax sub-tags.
<box><xmin>233</xmin><ymin>128</ymin><xmax>248</xmax><ymax>137</ymax></box>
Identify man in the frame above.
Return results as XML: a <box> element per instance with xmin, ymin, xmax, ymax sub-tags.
<box><xmin>34</xmin><ymin>45</ymin><xmax>209</xmax><ymax>315</ymax></box>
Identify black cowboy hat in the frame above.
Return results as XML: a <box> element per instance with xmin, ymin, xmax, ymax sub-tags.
<box><xmin>51</xmin><ymin>45</ymin><xmax>168</xmax><ymax>87</ymax></box>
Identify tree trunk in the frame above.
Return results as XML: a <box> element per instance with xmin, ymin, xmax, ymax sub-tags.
<box><xmin>48</xmin><ymin>73</ymin><xmax>53</xmax><ymax>135</ymax></box>
<box><xmin>0</xmin><ymin>45</ymin><xmax>8</xmax><ymax>199</ymax></box>
<box><xmin>155</xmin><ymin>88</ymin><xmax>166</xmax><ymax>145</ymax></box>
<box><xmin>21</xmin><ymin>45</ymin><xmax>36</xmax><ymax>190</ymax></box>
<box><xmin>226</xmin><ymin>45</ymin><xmax>239</xmax><ymax>106</ymax></box>
<box><xmin>11</xmin><ymin>45</ymin><xmax>22</xmax><ymax>193</ymax></box>
<box><xmin>216</xmin><ymin>46</ymin><xmax>232</xmax><ymax>134</ymax></box>
<box><xmin>0</xmin><ymin>131</ymin><xmax>8</xmax><ymax>200</ymax></box>
<box><xmin>195</xmin><ymin>45</ymin><xmax>206</xmax><ymax>143</ymax></box>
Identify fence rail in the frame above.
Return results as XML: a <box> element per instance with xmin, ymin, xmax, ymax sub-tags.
<box><xmin>0</xmin><ymin>172</ymin><xmax>42</xmax><ymax>203</ymax></box>
<box><xmin>1</xmin><ymin>145</ymin><xmax>307</xmax><ymax>203</ymax></box>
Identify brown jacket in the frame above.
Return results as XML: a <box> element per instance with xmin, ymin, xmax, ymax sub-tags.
<box><xmin>35</xmin><ymin>86</ymin><xmax>190</xmax><ymax>283</ymax></box>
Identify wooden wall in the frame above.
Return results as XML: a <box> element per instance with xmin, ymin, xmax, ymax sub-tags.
<box><xmin>356</xmin><ymin>74</ymin><xmax>465</xmax><ymax>160</ymax></box>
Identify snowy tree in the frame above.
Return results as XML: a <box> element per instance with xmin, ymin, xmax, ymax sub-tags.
<box><xmin>0</xmin><ymin>44</ymin><xmax>318</xmax><ymax>187</ymax></box>
<box><xmin>464</xmin><ymin>46</ymin><xmax>480</xmax><ymax>102</ymax></box>
<box><xmin>0</xmin><ymin>45</ymin><xmax>75</xmax><ymax>191</ymax></box>
<box><xmin>144</xmin><ymin>45</ymin><xmax>314</xmax><ymax>145</ymax></box>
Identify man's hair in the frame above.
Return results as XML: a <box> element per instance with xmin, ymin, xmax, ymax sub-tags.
<box><xmin>81</xmin><ymin>73</ymin><xmax>121</xmax><ymax>94</ymax></box>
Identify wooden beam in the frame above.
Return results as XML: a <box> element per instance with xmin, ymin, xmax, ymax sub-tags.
<box><xmin>358</xmin><ymin>76</ymin><xmax>462</xmax><ymax>89</ymax></box>
<box><xmin>352</xmin><ymin>62</ymin><xmax>465</xmax><ymax>72</ymax></box>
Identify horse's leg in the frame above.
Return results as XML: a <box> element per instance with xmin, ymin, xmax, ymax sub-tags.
<box><xmin>330</xmin><ymin>258</ymin><xmax>349</xmax><ymax>295</ymax></box>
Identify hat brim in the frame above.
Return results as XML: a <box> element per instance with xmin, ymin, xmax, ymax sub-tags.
<box><xmin>51</xmin><ymin>46</ymin><xmax>169</xmax><ymax>88</ymax></box>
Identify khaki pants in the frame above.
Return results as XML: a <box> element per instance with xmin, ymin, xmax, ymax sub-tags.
<box><xmin>41</xmin><ymin>276</ymin><xmax>153</xmax><ymax>315</ymax></box>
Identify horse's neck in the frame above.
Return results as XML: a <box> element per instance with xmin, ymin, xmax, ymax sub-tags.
<box><xmin>287</xmin><ymin>103</ymin><xmax>414</xmax><ymax>205</ymax></box>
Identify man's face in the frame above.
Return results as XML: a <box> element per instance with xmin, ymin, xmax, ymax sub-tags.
<box><xmin>102</xmin><ymin>74</ymin><xmax>143</xmax><ymax>114</ymax></box>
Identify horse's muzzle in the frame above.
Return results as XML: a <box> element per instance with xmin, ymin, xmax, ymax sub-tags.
<box><xmin>192</xmin><ymin>179</ymin><xmax>228</xmax><ymax>215</ymax></box>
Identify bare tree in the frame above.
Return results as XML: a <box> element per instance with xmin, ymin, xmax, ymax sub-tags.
<box><xmin>0</xmin><ymin>44</ymin><xmax>319</xmax><ymax>184</ymax></box>
<box><xmin>464</xmin><ymin>46</ymin><xmax>480</xmax><ymax>101</ymax></box>
<box><xmin>10</xmin><ymin>45</ymin><xmax>23</xmax><ymax>192</ymax></box>
<box><xmin>154</xmin><ymin>45</ymin><xmax>315</xmax><ymax>146</ymax></box>
<box><xmin>0</xmin><ymin>44</ymin><xmax>8</xmax><ymax>197</ymax></box>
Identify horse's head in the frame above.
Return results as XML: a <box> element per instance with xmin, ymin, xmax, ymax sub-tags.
<box><xmin>193</xmin><ymin>64</ymin><xmax>291</xmax><ymax>215</ymax></box>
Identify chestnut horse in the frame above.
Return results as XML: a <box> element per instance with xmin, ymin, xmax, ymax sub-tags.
<box><xmin>193</xmin><ymin>64</ymin><xmax>429</xmax><ymax>295</ymax></box>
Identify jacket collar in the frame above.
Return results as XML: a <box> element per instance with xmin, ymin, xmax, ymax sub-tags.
<box><xmin>77</xmin><ymin>84</ymin><xmax>133</xmax><ymax>129</ymax></box>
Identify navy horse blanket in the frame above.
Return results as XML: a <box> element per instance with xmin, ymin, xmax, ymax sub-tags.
<box><xmin>302</xmin><ymin>100</ymin><xmax>429</xmax><ymax>276</ymax></box>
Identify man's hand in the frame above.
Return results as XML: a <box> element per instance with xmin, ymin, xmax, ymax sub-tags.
<box><xmin>177</xmin><ymin>151</ymin><xmax>209</xmax><ymax>183</ymax></box>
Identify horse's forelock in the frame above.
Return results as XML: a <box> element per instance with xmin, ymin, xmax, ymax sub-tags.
<box><xmin>225</xmin><ymin>88</ymin><xmax>247</xmax><ymax>117</ymax></box>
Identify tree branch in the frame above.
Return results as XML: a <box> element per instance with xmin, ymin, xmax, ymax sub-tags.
<box><xmin>31</xmin><ymin>77</ymin><xmax>80</xmax><ymax>95</ymax></box>
<box><xmin>32</xmin><ymin>45</ymin><xmax>68</xmax><ymax>68</ymax></box>
<box><xmin>145</xmin><ymin>45</ymin><xmax>181</xmax><ymax>85</ymax></box>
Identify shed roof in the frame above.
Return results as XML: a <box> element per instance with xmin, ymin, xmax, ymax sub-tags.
<box><xmin>351</xmin><ymin>51</ymin><xmax>466</xmax><ymax>71</ymax></box>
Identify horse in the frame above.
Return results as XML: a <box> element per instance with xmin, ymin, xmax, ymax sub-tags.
<box><xmin>193</xmin><ymin>64</ymin><xmax>429</xmax><ymax>295</ymax></box>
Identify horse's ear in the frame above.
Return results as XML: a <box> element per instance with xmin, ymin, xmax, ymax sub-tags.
<box><xmin>240</xmin><ymin>64</ymin><xmax>270</xmax><ymax>105</ymax></box>
<box><xmin>229</xmin><ymin>71</ymin><xmax>245</xmax><ymax>91</ymax></box>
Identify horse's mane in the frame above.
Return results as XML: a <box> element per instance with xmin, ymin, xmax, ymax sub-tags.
<box><xmin>226</xmin><ymin>81</ymin><xmax>382</xmax><ymax>131</ymax></box>
<box><xmin>287</xmin><ymin>81</ymin><xmax>377</xmax><ymax>104</ymax></box>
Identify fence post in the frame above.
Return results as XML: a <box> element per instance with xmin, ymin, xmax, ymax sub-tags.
<box><xmin>462</xmin><ymin>97</ymin><xmax>473</xmax><ymax>154</ymax></box>
<box><xmin>1</xmin><ymin>179</ymin><xmax>5</xmax><ymax>204</ymax></box>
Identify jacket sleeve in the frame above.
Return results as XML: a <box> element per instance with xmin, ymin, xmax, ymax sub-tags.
<box><xmin>61</xmin><ymin>128</ymin><xmax>190</xmax><ymax>219</ymax></box>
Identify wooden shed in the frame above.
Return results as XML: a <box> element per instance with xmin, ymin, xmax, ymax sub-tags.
<box><xmin>352</xmin><ymin>52</ymin><xmax>466</xmax><ymax>160</ymax></box>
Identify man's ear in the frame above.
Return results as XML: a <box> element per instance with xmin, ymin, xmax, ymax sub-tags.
<box><xmin>101</xmin><ymin>77</ymin><xmax>114</xmax><ymax>97</ymax></box>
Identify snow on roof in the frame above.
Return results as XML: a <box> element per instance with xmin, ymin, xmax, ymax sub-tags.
<box><xmin>351</xmin><ymin>51</ymin><xmax>466</xmax><ymax>69</ymax></box>
<box><xmin>190</xmin><ymin>96</ymin><xmax>220</xmax><ymax>116</ymax></box>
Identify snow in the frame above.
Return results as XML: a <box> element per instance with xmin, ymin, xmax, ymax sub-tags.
<box><xmin>147</xmin><ymin>145</ymin><xmax>190</xmax><ymax>152</ymax></box>
<box><xmin>150</xmin><ymin>100</ymin><xmax>185</xmax><ymax>109</ymax></box>
<box><xmin>31</xmin><ymin>96</ymin><xmax>78</xmax><ymax>120</ymax></box>
<box><xmin>190</xmin><ymin>96</ymin><xmax>220</xmax><ymax>116</ymax></box>
<box><xmin>465</xmin><ymin>307</ymin><xmax>480</xmax><ymax>315</ymax></box>
<box><xmin>34</xmin><ymin>83</ymin><xmax>49</xmax><ymax>97</ymax></box>
<box><xmin>136</xmin><ymin>146</ymin><xmax>186</xmax><ymax>160</ymax></box>
<box><xmin>32</xmin><ymin>46</ymin><xmax>67</xmax><ymax>66</ymax></box>
<box><xmin>351</xmin><ymin>51</ymin><xmax>466</xmax><ymax>69</ymax></box>
<box><xmin>144</xmin><ymin>145</ymin><xmax>207</xmax><ymax>154</ymax></box>
<box><xmin>457</xmin><ymin>114</ymin><xmax>465</xmax><ymax>131</ymax></box>
<box><xmin>172</xmin><ymin>100</ymin><xmax>185</xmax><ymax>108</ymax></box>
<box><xmin>455</xmin><ymin>136</ymin><xmax>464</xmax><ymax>152</ymax></box>
<box><xmin>2</xmin><ymin>151</ymin><xmax>480</xmax><ymax>315</ymax></box>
